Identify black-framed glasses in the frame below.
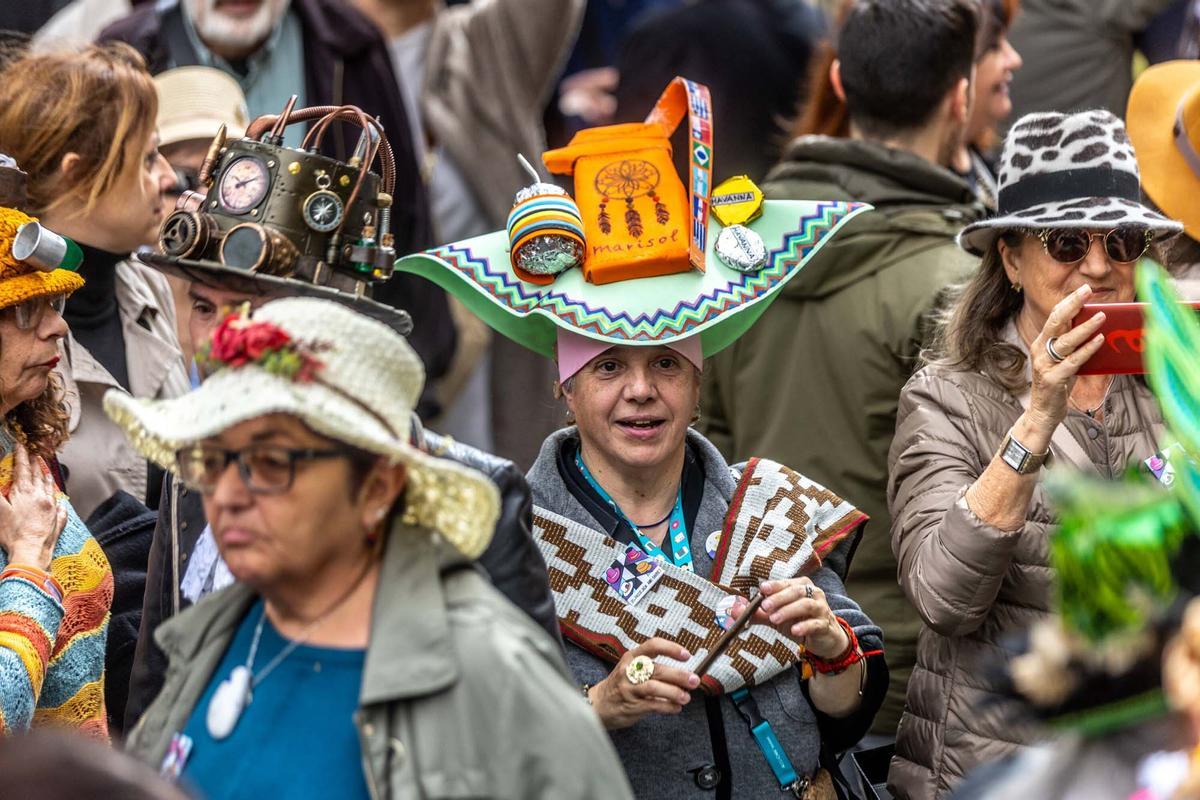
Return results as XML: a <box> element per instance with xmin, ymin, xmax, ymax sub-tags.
<box><xmin>175</xmin><ymin>444</ymin><xmax>355</xmax><ymax>494</ymax></box>
<box><xmin>0</xmin><ymin>293</ymin><xmax>67</xmax><ymax>331</ymax></box>
<box><xmin>1037</xmin><ymin>227</ymin><xmax>1151</xmax><ymax>265</ymax></box>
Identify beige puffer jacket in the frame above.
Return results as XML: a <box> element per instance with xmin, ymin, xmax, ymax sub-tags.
<box><xmin>885</xmin><ymin>361</ymin><xmax>1165</xmax><ymax>800</ymax></box>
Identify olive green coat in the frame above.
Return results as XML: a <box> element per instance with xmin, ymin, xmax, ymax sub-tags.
<box><xmin>126</xmin><ymin>523</ymin><xmax>630</xmax><ymax>799</ymax></box>
<box><xmin>701</xmin><ymin>136</ymin><xmax>984</xmax><ymax>735</ymax></box>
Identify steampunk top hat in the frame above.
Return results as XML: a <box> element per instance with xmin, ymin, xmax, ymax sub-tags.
<box><xmin>145</xmin><ymin>99</ymin><xmax>412</xmax><ymax>334</ymax></box>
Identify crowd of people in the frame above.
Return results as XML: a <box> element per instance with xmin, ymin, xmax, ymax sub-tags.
<box><xmin>2</xmin><ymin>0</ymin><xmax>1200</xmax><ymax>798</ymax></box>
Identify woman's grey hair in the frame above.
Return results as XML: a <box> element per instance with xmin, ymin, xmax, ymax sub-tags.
<box><xmin>923</xmin><ymin>229</ymin><xmax>1029</xmax><ymax>391</ymax></box>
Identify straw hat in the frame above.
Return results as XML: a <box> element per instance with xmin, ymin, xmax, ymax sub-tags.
<box><xmin>103</xmin><ymin>297</ymin><xmax>499</xmax><ymax>559</ymax></box>
<box><xmin>1127</xmin><ymin>60</ymin><xmax>1200</xmax><ymax>242</ymax></box>
<box><xmin>958</xmin><ymin>109</ymin><xmax>1182</xmax><ymax>255</ymax></box>
<box><xmin>0</xmin><ymin>156</ymin><xmax>83</xmax><ymax>308</ymax></box>
<box><xmin>154</xmin><ymin>67</ymin><xmax>249</xmax><ymax>147</ymax></box>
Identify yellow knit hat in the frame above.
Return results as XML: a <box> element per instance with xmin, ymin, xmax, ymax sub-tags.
<box><xmin>0</xmin><ymin>207</ymin><xmax>84</xmax><ymax>311</ymax></box>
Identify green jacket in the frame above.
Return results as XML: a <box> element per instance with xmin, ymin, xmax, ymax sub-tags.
<box><xmin>701</xmin><ymin>136</ymin><xmax>983</xmax><ymax>734</ymax></box>
<box><xmin>126</xmin><ymin>523</ymin><xmax>630</xmax><ymax>799</ymax></box>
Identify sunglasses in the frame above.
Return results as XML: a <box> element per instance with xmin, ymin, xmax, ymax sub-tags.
<box><xmin>0</xmin><ymin>294</ymin><xmax>67</xmax><ymax>331</ymax></box>
<box><xmin>1037</xmin><ymin>227</ymin><xmax>1151</xmax><ymax>265</ymax></box>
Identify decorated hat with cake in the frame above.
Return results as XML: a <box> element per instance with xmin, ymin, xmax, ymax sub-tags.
<box><xmin>395</xmin><ymin>77</ymin><xmax>869</xmax><ymax>374</ymax></box>
<box><xmin>140</xmin><ymin>99</ymin><xmax>412</xmax><ymax>334</ymax></box>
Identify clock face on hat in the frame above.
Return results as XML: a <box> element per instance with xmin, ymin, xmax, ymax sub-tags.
<box><xmin>218</xmin><ymin>156</ymin><xmax>270</xmax><ymax>215</ymax></box>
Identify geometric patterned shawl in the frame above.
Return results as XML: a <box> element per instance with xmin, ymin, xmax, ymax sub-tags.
<box><xmin>533</xmin><ymin>458</ymin><xmax>867</xmax><ymax>694</ymax></box>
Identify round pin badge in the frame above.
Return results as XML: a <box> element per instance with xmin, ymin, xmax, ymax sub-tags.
<box><xmin>705</xmin><ymin>530</ymin><xmax>722</xmax><ymax>559</ymax></box>
<box><xmin>715</xmin><ymin>224</ymin><xmax>767</xmax><ymax>272</ymax></box>
<box><xmin>715</xmin><ymin>595</ymin><xmax>738</xmax><ymax>631</ymax></box>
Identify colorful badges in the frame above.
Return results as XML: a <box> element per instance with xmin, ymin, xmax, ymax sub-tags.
<box><xmin>604</xmin><ymin>545</ymin><xmax>664</xmax><ymax>606</ymax></box>
<box><xmin>710</xmin><ymin>175</ymin><xmax>764</xmax><ymax>227</ymax></box>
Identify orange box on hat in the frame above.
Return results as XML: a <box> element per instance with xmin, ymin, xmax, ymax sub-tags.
<box><xmin>542</xmin><ymin>121</ymin><xmax>689</xmax><ymax>285</ymax></box>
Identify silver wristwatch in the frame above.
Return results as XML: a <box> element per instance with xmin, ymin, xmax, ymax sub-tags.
<box><xmin>999</xmin><ymin>432</ymin><xmax>1048</xmax><ymax>475</ymax></box>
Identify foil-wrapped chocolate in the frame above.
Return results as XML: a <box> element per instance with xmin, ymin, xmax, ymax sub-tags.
<box><xmin>715</xmin><ymin>224</ymin><xmax>767</xmax><ymax>272</ymax></box>
<box><xmin>506</xmin><ymin>155</ymin><xmax>586</xmax><ymax>285</ymax></box>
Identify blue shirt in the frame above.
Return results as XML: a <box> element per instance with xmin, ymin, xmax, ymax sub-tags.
<box><xmin>180</xmin><ymin>600</ymin><xmax>369</xmax><ymax>800</ymax></box>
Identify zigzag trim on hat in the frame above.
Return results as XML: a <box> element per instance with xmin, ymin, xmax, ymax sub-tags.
<box><xmin>428</xmin><ymin>200</ymin><xmax>858</xmax><ymax>343</ymax></box>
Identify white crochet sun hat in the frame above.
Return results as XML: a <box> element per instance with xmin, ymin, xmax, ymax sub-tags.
<box><xmin>103</xmin><ymin>296</ymin><xmax>499</xmax><ymax>559</ymax></box>
<box><xmin>958</xmin><ymin>109</ymin><xmax>1183</xmax><ymax>255</ymax></box>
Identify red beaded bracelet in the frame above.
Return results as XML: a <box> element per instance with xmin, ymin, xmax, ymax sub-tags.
<box><xmin>803</xmin><ymin>617</ymin><xmax>864</xmax><ymax>675</ymax></box>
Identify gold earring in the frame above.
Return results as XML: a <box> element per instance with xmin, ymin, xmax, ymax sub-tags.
<box><xmin>1012</xmin><ymin>281</ymin><xmax>1022</xmax><ymax>293</ymax></box>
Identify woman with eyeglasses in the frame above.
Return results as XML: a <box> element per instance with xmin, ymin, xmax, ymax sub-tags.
<box><xmin>0</xmin><ymin>43</ymin><xmax>188</xmax><ymax>521</ymax></box>
<box><xmin>0</xmin><ymin>160</ymin><xmax>113</xmax><ymax>738</ymax></box>
<box><xmin>107</xmin><ymin>298</ymin><xmax>627</xmax><ymax>799</ymax></box>
<box><xmin>886</xmin><ymin>109</ymin><xmax>1182</xmax><ymax>800</ymax></box>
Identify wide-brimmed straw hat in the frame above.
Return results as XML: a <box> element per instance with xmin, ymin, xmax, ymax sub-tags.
<box><xmin>1127</xmin><ymin>60</ymin><xmax>1200</xmax><ymax>242</ymax></box>
<box><xmin>103</xmin><ymin>297</ymin><xmax>499</xmax><ymax>559</ymax></box>
<box><xmin>958</xmin><ymin>109</ymin><xmax>1183</xmax><ymax>255</ymax></box>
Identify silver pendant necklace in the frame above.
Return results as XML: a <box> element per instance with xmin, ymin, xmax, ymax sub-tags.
<box><xmin>206</xmin><ymin>568</ymin><xmax>372</xmax><ymax>741</ymax></box>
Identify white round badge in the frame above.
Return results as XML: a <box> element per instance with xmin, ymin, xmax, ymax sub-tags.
<box><xmin>705</xmin><ymin>530</ymin><xmax>722</xmax><ymax>559</ymax></box>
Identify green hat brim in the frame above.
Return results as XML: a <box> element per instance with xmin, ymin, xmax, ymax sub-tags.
<box><xmin>395</xmin><ymin>199</ymin><xmax>869</xmax><ymax>359</ymax></box>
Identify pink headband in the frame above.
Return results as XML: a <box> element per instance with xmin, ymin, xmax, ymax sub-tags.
<box><xmin>555</xmin><ymin>328</ymin><xmax>704</xmax><ymax>383</ymax></box>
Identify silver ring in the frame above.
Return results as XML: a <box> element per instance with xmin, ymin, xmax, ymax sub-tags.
<box><xmin>1046</xmin><ymin>336</ymin><xmax>1067</xmax><ymax>363</ymax></box>
<box><xmin>805</xmin><ymin>585</ymin><xmax>814</xmax><ymax>600</ymax></box>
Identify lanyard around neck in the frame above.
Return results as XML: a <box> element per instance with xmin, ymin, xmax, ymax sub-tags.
<box><xmin>575</xmin><ymin>449</ymin><xmax>693</xmax><ymax>572</ymax></box>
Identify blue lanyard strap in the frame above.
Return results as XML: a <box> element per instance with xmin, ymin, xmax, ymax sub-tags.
<box><xmin>729</xmin><ymin>688</ymin><xmax>806</xmax><ymax>796</ymax></box>
<box><xmin>575</xmin><ymin>450</ymin><xmax>694</xmax><ymax>572</ymax></box>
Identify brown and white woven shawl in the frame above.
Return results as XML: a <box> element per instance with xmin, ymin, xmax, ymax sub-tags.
<box><xmin>533</xmin><ymin>458</ymin><xmax>867</xmax><ymax>694</ymax></box>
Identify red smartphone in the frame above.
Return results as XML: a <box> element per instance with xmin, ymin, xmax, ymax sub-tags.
<box><xmin>1071</xmin><ymin>301</ymin><xmax>1200</xmax><ymax>375</ymax></box>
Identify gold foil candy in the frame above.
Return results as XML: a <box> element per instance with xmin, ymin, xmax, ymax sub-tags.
<box><xmin>710</xmin><ymin>175</ymin><xmax>764</xmax><ymax>227</ymax></box>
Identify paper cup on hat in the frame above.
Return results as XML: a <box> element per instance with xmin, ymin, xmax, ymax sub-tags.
<box><xmin>1127</xmin><ymin>60</ymin><xmax>1200</xmax><ymax>242</ymax></box>
<box><xmin>103</xmin><ymin>297</ymin><xmax>499</xmax><ymax>559</ymax></box>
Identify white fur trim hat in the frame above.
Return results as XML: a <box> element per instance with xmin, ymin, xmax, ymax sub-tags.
<box><xmin>958</xmin><ymin>109</ymin><xmax>1183</xmax><ymax>255</ymax></box>
<box><xmin>103</xmin><ymin>296</ymin><xmax>499</xmax><ymax>559</ymax></box>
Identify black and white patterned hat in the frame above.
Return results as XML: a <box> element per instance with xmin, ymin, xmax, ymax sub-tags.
<box><xmin>958</xmin><ymin>109</ymin><xmax>1183</xmax><ymax>255</ymax></box>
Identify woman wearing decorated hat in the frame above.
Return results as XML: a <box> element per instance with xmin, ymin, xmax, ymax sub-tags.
<box><xmin>109</xmin><ymin>297</ymin><xmax>628</xmax><ymax>798</ymax></box>
<box><xmin>887</xmin><ymin>109</ymin><xmax>1181</xmax><ymax>800</ymax></box>
<box><xmin>0</xmin><ymin>155</ymin><xmax>113</xmax><ymax>737</ymax></box>
<box><xmin>397</xmin><ymin>77</ymin><xmax>888</xmax><ymax>797</ymax></box>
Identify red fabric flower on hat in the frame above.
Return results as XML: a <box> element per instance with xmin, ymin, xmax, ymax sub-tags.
<box><xmin>200</xmin><ymin>309</ymin><xmax>325</xmax><ymax>382</ymax></box>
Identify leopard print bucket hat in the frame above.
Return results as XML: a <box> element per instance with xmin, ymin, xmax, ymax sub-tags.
<box><xmin>958</xmin><ymin>109</ymin><xmax>1183</xmax><ymax>255</ymax></box>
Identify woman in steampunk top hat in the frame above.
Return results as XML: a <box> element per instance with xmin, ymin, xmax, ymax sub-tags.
<box><xmin>398</xmin><ymin>77</ymin><xmax>888</xmax><ymax>798</ymax></box>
